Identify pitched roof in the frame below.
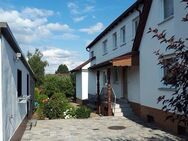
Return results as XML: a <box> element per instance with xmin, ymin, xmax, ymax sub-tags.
<box><xmin>86</xmin><ymin>0</ymin><xmax>153</xmax><ymax>51</ymax></box>
<box><xmin>86</xmin><ymin>0</ymin><xmax>144</xmax><ymax>50</ymax></box>
<box><xmin>0</xmin><ymin>22</ymin><xmax>35</xmax><ymax>79</ymax></box>
<box><xmin>70</xmin><ymin>57</ymin><xmax>96</xmax><ymax>72</ymax></box>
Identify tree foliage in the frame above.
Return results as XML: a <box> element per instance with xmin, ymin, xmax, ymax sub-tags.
<box><xmin>148</xmin><ymin>1</ymin><xmax>188</xmax><ymax>125</ymax></box>
<box><xmin>27</xmin><ymin>49</ymin><xmax>48</xmax><ymax>86</ymax></box>
<box><xmin>42</xmin><ymin>74</ymin><xmax>74</xmax><ymax>98</ymax></box>
<box><xmin>55</xmin><ymin>64</ymin><xmax>69</xmax><ymax>74</ymax></box>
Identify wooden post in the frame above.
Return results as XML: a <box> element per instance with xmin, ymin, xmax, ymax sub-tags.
<box><xmin>107</xmin><ymin>68</ymin><xmax>112</xmax><ymax>116</ymax></box>
<box><xmin>97</xmin><ymin>71</ymin><xmax>100</xmax><ymax>114</ymax></box>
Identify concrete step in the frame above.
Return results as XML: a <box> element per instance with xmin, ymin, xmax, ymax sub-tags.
<box><xmin>114</xmin><ymin>112</ymin><xmax>124</xmax><ymax>117</ymax></box>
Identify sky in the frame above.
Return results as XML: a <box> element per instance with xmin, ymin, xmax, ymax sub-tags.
<box><xmin>0</xmin><ymin>0</ymin><xmax>136</xmax><ymax>74</ymax></box>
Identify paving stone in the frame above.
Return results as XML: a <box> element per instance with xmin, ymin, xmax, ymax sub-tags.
<box><xmin>22</xmin><ymin>116</ymin><xmax>186</xmax><ymax>141</ymax></box>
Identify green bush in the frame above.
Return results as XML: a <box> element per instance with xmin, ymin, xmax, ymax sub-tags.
<box><xmin>42</xmin><ymin>74</ymin><xmax>74</xmax><ymax>98</ymax></box>
<box><xmin>36</xmin><ymin>105</ymin><xmax>45</xmax><ymax>120</ymax></box>
<box><xmin>44</xmin><ymin>93</ymin><xmax>69</xmax><ymax>119</ymax></box>
<box><xmin>75</xmin><ymin>106</ymin><xmax>91</xmax><ymax>119</ymax></box>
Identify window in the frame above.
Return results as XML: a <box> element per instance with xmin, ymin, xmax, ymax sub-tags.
<box><xmin>90</xmin><ymin>51</ymin><xmax>94</xmax><ymax>58</ymax></box>
<box><xmin>17</xmin><ymin>69</ymin><xmax>22</xmax><ymax>97</ymax></box>
<box><xmin>113</xmin><ymin>32</ymin><xmax>117</xmax><ymax>49</ymax></box>
<box><xmin>120</xmin><ymin>26</ymin><xmax>126</xmax><ymax>44</ymax></box>
<box><xmin>164</xmin><ymin>0</ymin><xmax>174</xmax><ymax>19</ymax></box>
<box><xmin>103</xmin><ymin>40</ymin><xmax>108</xmax><ymax>55</ymax></box>
<box><xmin>27</xmin><ymin>74</ymin><xmax>29</xmax><ymax>96</ymax></box>
<box><xmin>133</xmin><ymin>17</ymin><xmax>139</xmax><ymax>38</ymax></box>
<box><xmin>162</xmin><ymin>57</ymin><xmax>176</xmax><ymax>85</ymax></box>
<box><xmin>103</xmin><ymin>71</ymin><xmax>107</xmax><ymax>85</ymax></box>
<box><xmin>113</xmin><ymin>67</ymin><xmax>119</xmax><ymax>83</ymax></box>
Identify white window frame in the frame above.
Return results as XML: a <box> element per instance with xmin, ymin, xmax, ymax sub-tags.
<box><xmin>112</xmin><ymin>32</ymin><xmax>117</xmax><ymax>49</ymax></box>
<box><xmin>120</xmin><ymin>26</ymin><xmax>126</xmax><ymax>45</ymax></box>
<box><xmin>132</xmin><ymin>16</ymin><xmax>139</xmax><ymax>39</ymax></box>
<box><xmin>103</xmin><ymin>40</ymin><xmax>108</xmax><ymax>55</ymax></box>
<box><xmin>159</xmin><ymin>54</ymin><xmax>176</xmax><ymax>90</ymax></box>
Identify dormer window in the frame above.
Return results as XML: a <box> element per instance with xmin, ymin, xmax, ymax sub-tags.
<box><xmin>164</xmin><ymin>0</ymin><xmax>174</xmax><ymax>19</ymax></box>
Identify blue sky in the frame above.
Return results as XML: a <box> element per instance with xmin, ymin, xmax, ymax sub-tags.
<box><xmin>0</xmin><ymin>0</ymin><xmax>136</xmax><ymax>73</ymax></box>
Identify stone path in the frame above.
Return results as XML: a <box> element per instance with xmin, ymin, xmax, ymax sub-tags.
<box><xmin>22</xmin><ymin>116</ymin><xmax>186</xmax><ymax>141</ymax></box>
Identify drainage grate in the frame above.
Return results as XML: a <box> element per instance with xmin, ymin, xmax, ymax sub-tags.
<box><xmin>92</xmin><ymin>128</ymin><xmax>99</xmax><ymax>130</ymax></box>
<box><xmin>108</xmin><ymin>126</ymin><xmax>126</xmax><ymax>130</ymax></box>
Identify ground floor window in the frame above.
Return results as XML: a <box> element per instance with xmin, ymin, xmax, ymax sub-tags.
<box><xmin>17</xmin><ymin>69</ymin><xmax>22</xmax><ymax>97</ymax></box>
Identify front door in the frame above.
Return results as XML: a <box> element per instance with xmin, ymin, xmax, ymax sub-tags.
<box><xmin>122</xmin><ymin>67</ymin><xmax>128</xmax><ymax>99</ymax></box>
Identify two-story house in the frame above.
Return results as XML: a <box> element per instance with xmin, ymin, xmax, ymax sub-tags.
<box><xmin>72</xmin><ymin>0</ymin><xmax>188</xmax><ymax>134</ymax></box>
<box><xmin>0</xmin><ymin>23</ymin><xmax>35</xmax><ymax>141</ymax></box>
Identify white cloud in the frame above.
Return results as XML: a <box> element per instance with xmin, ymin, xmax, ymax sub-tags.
<box><xmin>83</xmin><ymin>5</ymin><xmax>94</xmax><ymax>13</ymax></box>
<box><xmin>79</xmin><ymin>22</ymin><xmax>104</xmax><ymax>34</ymax></box>
<box><xmin>67</xmin><ymin>2</ymin><xmax>95</xmax><ymax>22</ymax></box>
<box><xmin>60</xmin><ymin>33</ymin><xmax>79</xmax><ymax>40</ymax></box>
<box><xmin>0</xmin><ymin>7</ymin><xmax>81</xmax><ymax>74</ymax></box>
<box><xmin>45</xmin><ymin>23</ymin><xmax>73</xmax><ymax>32</ymax></box>
<box><xmin>21</xmin><ymin>7</ymin><xmax>54</xmax><ymax>19</ymax></box>
<box><xmin>41</xmin><ymin>47</ymin><xmax>83</xmax><ymax>74</ymax></box>
<box><xmin>67</xmin><ymin>2</ymin><xmax>80</xmax><ymax>15</ymax></box>
<box><xmin>0</xmin><ymin>8</ymin><xmax>75</xmax><ymax>44</ymax></box>
<box><xmin>73</xmin><ymin>16</ymin><xmax>86</xmax><ymax>22</ymax></box>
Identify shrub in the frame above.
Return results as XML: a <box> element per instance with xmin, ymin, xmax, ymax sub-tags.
<box><xmin>36</xmin><ymin>105</ymin><xmax>45</xmax><ymax>120</ymax></box>
<box><xmin>75</xmin><ymin>106</ymin><xmax>91</xmax><ymax>119</ymax></box>
<box><xmin>44</xmin><ymin>93</ymin><xmax>69</xmax><ymax>119</ymax></box>
<box><xmin>42</xmin><ymin>74</ymin><xmax>74</xmax><ymax>98</ymax></box>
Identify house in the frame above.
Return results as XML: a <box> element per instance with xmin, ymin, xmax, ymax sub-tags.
<box><xmin>0</xmin><ymin>22</ymin><xmax>35</xmax><ymax>141</ymax></box>
<box><xmin>72</xmin><ymin>0</ymin><xmax>188</xmax><ymax>134</ymax></box>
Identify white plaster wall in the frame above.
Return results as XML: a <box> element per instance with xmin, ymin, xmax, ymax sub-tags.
<box><xmin>139</xmin><ymin>0</ymin><xmax>187</xmax><ymax>109</ymax></box>
<box><xmin>81</xmin><ymin>71</ymin><xmax>88</xmax><ymax>100</ymax></box>
<box><xmin>88</xmin><ymin>70</ymin><xmax>96</xmax><ymax>95</ymax></box>
<box><xmin>0</xmin><ymin>36</ymin><xmax>3</xmax><ymax>141</ymax></box>
<box><xmin>89</xmin><ymin>6</ymin><xmax>143</xmax><ymax>66</ymax></box>
<box><xmin>1</xmin><ymin>36</ymin><xmax>30</xmax><ymax>141</ymax></box>
<box><xmin>76</xmin><ymin>72</ymin><xmax>82</xmax><ymax>100</ymax></box>
<box><xmin>127</xmin><ymin>66</ymin><xmax>140</xmax><ymax>103</ymax></box>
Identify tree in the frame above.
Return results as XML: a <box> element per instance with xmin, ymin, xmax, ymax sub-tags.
<box><xmin>42</xmin><ymin>74</ymin><xmax>74</xmax><ymax>98</ymax></box>
<box><xmin>148</xmin><ymin>1</ymin><xmax>188</xmax><ymax>125</ymax></box>
<box><xmin>55</xmin><ymin>64</ymin><xmax>69</xmax><ymax>74</ymax></box>
<box><xmin>27</xmin><ymin>49</ymin><xmax>48</xmax><ymax>87</ymax></box>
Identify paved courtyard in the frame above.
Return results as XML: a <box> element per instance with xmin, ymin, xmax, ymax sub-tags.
<box><xmin>22</xmin><ymin>116</ymin><xmax>185</xmax><ymax>141</ymax></box>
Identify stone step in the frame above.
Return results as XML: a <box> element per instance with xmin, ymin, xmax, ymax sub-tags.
<box><xmin>114</xmin><ymin>104</ymin><xmax>130</xmax><ymax>108</ymax></box>
<box><xmin>114</xmin><ymin>112</ymin><xmax>124</xmax><ymax>117</ymax></box>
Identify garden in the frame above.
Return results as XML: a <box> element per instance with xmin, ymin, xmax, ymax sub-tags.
<box><xmin>28</xmin><ymin>49</ymin><xmax>91</xmax><ymax>120</ymax></box>
<box><xmin>34</xmin><ymin>74</ymin><xmax>91</xmax><ymax>120</ymax></box>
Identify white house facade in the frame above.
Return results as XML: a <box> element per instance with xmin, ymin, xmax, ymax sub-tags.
<box><xmin>72</xmin><ymin>0</ymin><xmax>188</xmax><ymax>134</ymax></box>
<box><xmin>0</xmin><ymin>23</ymin><xmax>35</xmax><ymax>141</ymax></box>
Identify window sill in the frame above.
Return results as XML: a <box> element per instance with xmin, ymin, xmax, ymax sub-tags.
<box><xmin>113</xmin><ymin>47</ymin><xmax>118</xmax><ymax>51</ymax></box>
<box><xmin>158</xmin><ymin>15</ymin><xmax>174</xmax><ymax>26</ymax></box>
<box><xmin>158</xmin><ymin>87</ymin><xmax>175</xmax><ymax>92</ymax></box>
<box><xmin>18</xmin><ymin>95</ymin><xmax>31</xmax><ymax>103</ymax></box>
<box><xmin>103</xmin><ymin>53</ymin><xmax>108</xmax><ymax>56</ymax></box>
<box><xmin>120</xmin><ymin>43</ymin><xmax>126</xmax><ymax>47</ymax></box>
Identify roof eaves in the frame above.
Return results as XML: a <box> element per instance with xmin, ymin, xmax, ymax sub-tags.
<box><xmin>86</xmin><ymin>0</ymin><xmax>144</xmax><ymax>50</ymax></box>
<box><xmin>0</xmin><ymin>22</ymin><xmax>36</xmax><ymax>80</ymax></box>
